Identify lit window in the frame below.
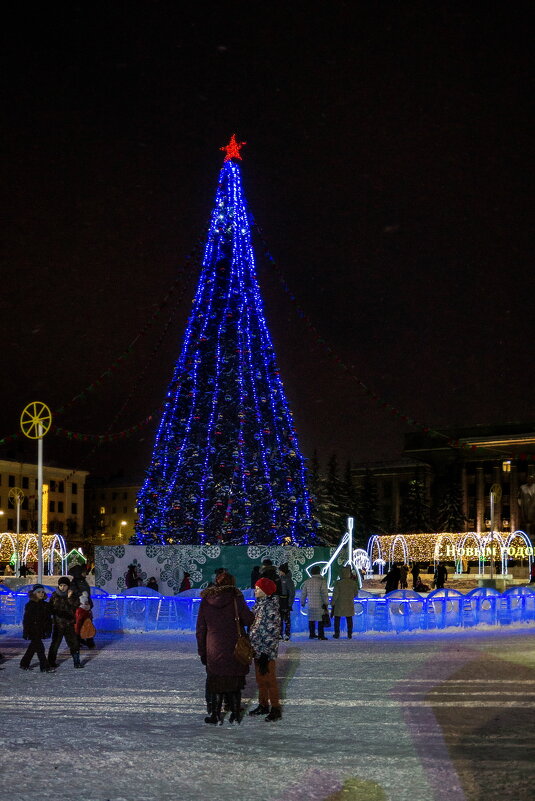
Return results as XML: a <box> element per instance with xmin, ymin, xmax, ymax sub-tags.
<box><xmin>502</xmin><ymin>461</ymin><xmax>511</xmax><ymax>473</ymax></box>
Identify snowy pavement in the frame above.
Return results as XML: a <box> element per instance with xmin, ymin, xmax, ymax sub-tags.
<box><xmin>1</xmin><ymin>626</ymin><xmax>535</xmax><ymax>801</ymax></box>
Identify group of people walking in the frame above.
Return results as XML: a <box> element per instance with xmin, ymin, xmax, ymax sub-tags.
<box><xmin>20</xmin><ymin>563</ymin><xmax>95</xmax><ymax>673</ymax></box>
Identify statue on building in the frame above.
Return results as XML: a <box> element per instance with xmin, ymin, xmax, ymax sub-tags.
<box><xmin>518</xmin><ymin>474</ymin><xmax>535</xmax><ymax>536</ymax></box>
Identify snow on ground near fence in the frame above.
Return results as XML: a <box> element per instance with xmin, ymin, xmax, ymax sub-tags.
<box><xmin>1</xmin><ymin>628</ymin><xmax>535</xmax><ymax>801</ymax></box>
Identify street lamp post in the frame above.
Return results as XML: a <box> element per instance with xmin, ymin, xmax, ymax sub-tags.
<box><xmin>119</xmin><ymin>521</ymin><xmax>127</xmax><ymax>541</ymax></box>
<box><xmin>489</xmin><ymin>483</ymin><xmax>502</xmax><ymax>582</ymax></box>
<box><xmin>20</xmin><ymin>402</ymin><xmax>52</xmax><ymax>584</ymax></box>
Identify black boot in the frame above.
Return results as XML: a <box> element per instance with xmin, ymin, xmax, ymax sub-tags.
<box><xmin>308</xmin><ymin>622</ymin><xmax>317</xmax><ymax>639</ymax></box>
<box><xmin>318</xmin><ymin>622</ymin><xmax>328</xmax><ymax>640</ymax></box>
<box><xmin>73</xmin><ymin>652</ymin><xmax>84</xmax><ymax>669</ymax></box>
<box><xmin>204</xmin><ymin>693</ymin><xmax>223</xmax><ymax>725</ymax></box>
<box><xmin>347</xmin><ymin>617</ymin><xmax>353</xmax><ymax>639</ymax></box>
<box><xmin>265</xmin><ymin>706</ymin><xmax>282</xmax><ymax>722</ymax></box>
<box><xmin>228</xmin><ymin>691</ymin><xmax>242</xmax><ymax>724</ymax></box>
<box><xmin>249</xmin><ymin>703</ymin><xmax>270</xmax><ymax>716</ymax></box>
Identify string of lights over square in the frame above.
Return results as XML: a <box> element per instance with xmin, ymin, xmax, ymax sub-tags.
<box><xmin>134</xmin><ymin>136</ymin><xmax>317</xmax><ymax>546</ymax></box>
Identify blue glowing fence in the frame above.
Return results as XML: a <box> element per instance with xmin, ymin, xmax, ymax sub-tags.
<box><xmin>2</xmin><ymin>585</ymin><xmax>535</xmax><ymax>634</ymax></box>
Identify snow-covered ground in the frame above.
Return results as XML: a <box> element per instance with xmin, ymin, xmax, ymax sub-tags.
<box><xmin>2</xmin><ymin>625</ymin><xmax>535</xmax><ymax>801</ymax></box>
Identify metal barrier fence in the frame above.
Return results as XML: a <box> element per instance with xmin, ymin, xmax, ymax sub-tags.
<box><xmin>2</xmin><ymin>585</ymin><xmax>535</xmax><ymax>634</ymax></box>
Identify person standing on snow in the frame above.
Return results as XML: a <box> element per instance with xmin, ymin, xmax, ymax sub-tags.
<box><xmin>301</xmin><ymin>564</ymin><xmax>330</xmax><ymax>640</ymax></box>
<box><xmin>276</xmin><ymin>563</ymin><xmax>295</xmax><ymax>641</ymax></box>
<box><xmin>331</xmin><ymin>565</ymin><xmax>358</xmax><ymax>639</ymax></box>
<box><xmin>434</xmin><ymin>562</ymin><xmax>448</xmax><ymax>589</ymax></box>
<box><xmin>69</xmin><ymin>564</ymin><xmax>96</xmax><ymax>649</ymax></box>
<box><xmin>196</xmin><ymin>571</ymin><xmax>255</xmax><ymax>725</ymax></box>
<box><xmin>20</xmin><ymin>584</ymin><xmax>53</xmax><ymax>672</ymax></box>
<box><xmin>381</xmin><ymin>563</ymin><xmax>401</xmax><ymax>594</ymax></box>
<box><xmin>249</xmin><ymin>577</ymin><xmax>282</xmax><ymax>721</ymax></box>
<box><xmin>48</xmin><ymin>577</ymin><xmax>82</xmax><ymax>669</ymax></box>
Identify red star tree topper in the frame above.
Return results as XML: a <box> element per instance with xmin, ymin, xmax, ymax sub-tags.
<box><xmin>220</xmin><ymin>134</ymin><xmax>246</xmax><ymax>162</ymax></box>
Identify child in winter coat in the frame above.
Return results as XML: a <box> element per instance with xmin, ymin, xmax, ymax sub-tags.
<box><xmin>74</xmin><ymin>592</ymin><xmax>94</xmax><ymax>645</ymax></box>
<box><xmin>20</xmin><ymin>584</ymin><xmax>53</xmax><ymax>672</ymax></box>
<box><xmin>48</xmin><ymin>577</ymin><xmax>82</xmax><ymax>669</ymax></box>
<box><xmin>249</xmin><ymin>577</ymin><xmax>282</xmax><ymax>722</ymax></box>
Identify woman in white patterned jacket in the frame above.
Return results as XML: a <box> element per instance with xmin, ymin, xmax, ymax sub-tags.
<box><xmin>301</xmin><ymin>564</ymin><xmax>329</xmax><ymax>640</ymax></box>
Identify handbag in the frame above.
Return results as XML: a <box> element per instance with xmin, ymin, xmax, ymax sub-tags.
<box><xmin>321</xmin><ymin>612</ymin><xmax>331</xmax><ymax>627</ymax></box>
<box><xmin>233</xmin><ymin>597</ymin><xmax>254</xmax><ymax>666</ymax></box>
<box><xmin>80</xmin><ymin>617</ymin><xmax>96</xmax><ymax>639</ymax></box>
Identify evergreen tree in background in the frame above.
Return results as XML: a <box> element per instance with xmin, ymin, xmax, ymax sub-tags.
<box><xmin>134</xmin><ymin>138</ymin><xmax>316</xmax><ymax>546</ymax></box>
<box><xmin>400</xmin><ymin>478</ymin><xmax>433</xmax><ymax>533</ymax></box>
<box><xmin>307</xmin><ymin>452</ymin><xmax>350</xmax><ymax>545</ymax></box>
<box><xmin>355</xmin><ymin>468</ymin><xmax>383</xmax><ymax>547</ymax></box>
<box><xmin>436</xmin><ymin>468</ymin><xmax>466</xmax><ymax>531</ymax></box>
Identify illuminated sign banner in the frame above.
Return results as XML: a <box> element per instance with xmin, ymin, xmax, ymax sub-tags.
<box><xmin>441</xmin><ymin>544</ymin><xmax>534</xmax><ymax>559</ymax></box>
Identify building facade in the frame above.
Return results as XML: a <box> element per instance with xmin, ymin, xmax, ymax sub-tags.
<box><xmin>403</xmin><ymin>424</ymin><xmax>535</xmax><ymax>534</ymax></box>
<box><xmin>0</xmin><ymin>459</ymin><xmax>89</xmax><ymax>537</ymax></box>
<box><xmin>84</xmin><ymin>477</ymin><xmax>143</xmax><ymax>545</ymax></box>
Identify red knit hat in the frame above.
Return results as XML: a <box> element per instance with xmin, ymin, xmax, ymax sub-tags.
<box><xmin>255</xmin><ymin>577</ymin><xmax>277</xmax><ymax>596</ymax></box>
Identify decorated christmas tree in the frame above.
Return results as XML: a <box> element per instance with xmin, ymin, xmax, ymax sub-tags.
<box><xmin>134</xmin><ymin>137</ymin><xmax>316</xmax><ymax>546</ymax></box>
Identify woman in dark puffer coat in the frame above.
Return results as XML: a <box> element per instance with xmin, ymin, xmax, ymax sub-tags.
<box><xmin>196</xmin><ymin>571</ymin><xmax>255</xmax><ymax>725</ymax></box>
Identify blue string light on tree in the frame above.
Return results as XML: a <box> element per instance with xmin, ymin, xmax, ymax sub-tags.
<box><xmin>134</xmin><ymin>136</ymin><xmax>317</xmax><ymax>546</ymax></box>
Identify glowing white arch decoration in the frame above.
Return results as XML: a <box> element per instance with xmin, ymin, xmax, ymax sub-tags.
<box><xmin>22</xmin><ymin>535</ymin><xmax>38</xmax><ymax>566</ymax></box>
<box><xmin>46</xmin><ymin>533</ymin><xmax>68</xmax><ymax>575</ymax></box>
<box><xmin>435</xmin><ymin>533</ymin><xmax>458</xmax><ymax>571</ymax></box>
<box><xmin>389</xmin><ymin>534</ymin><xmax>408</xmax><ymax>566</ymax></box>
<box><xmin>502</xmin><ymin>529</ymin><xmax>533</xmax><ymax>575</ymax></box>
<box><xmin>367</xmin><ymin>535</ymin><xmax>383</xmax><ymax>573</ymax></box>
<box><xmin>456</xmin><ymin>532</ymin><xmax>484</xmax><ymax>573</ymax></box>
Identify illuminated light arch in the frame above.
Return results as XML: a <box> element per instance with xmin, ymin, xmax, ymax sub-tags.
<box><xmin>435</xmin><ymin>532</ymin><xmax>459</xmax><ymax>572</ymax></box>
<box><xmin>455</xmin><ymin>531</ymin><xmax>482</xmax><ymax>573</ymax></box>
<box><xmin>389</xmin><ymin>534</ymin><xmax>408</xmax><ymax>566</ymax></box>
<box><xmin>22</xmin><ymin>535</ymin><xmax>38</xmax><ymax>566</ymax></box>
<box><xmin>367</xmin><ymin>535</ymin><xmax>383</xmax><ymax>569</ymax></box>
<box><xmin>47</xmin><ymin>534</ymin><xmax>68</xmax><ymax>576</ymax></box>
<box><xmin>502</xmin><ymin>529</ymin><xmax>533</xmax><ymax>576</ymax></box>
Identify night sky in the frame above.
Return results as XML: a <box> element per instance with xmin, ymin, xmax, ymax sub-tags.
<box><xmin>1</xmin><ymin>4</ymin><xmax>532</xmax><ymax>479</ymax></box>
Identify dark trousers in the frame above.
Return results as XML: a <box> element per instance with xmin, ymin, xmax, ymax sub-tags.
<box><xmin>279</xmin><ymin>609</ymin><xmax>291</xmax><ymax>638</ymax></box>
<box><xmin>309</xmin><ymin>620</ymin><xmax>326</xmax><ymax>638</ymax></box>
<box><xmin>21</xmin><ymin>638</ymin><xmax>47</xmax><ymax>669</ymax></box>
<box><xmin>48</xmin><ymin>625</ymin><xmax>79</xmax><ymax>664</ymax></box>
<box><xmin>333</xmin><ymin>615</ymin><xmax>353</xmax><ymax>638</ymax></box>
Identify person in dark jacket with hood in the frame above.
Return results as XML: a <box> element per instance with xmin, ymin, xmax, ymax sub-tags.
<box><xmin>69</xmin><ymin>564</ymin><xmax>95</xmax><ymax>649</ymax></box>
<box><xmin>20</xmin><ymin>584</ymin><xmax>53</xmax><ymax>671</ymax></box>
<box><xmin>196</xmin><ymin>571</ymin><xmax>255</xmax><ymax>725</ymax></box>
<box><xmin>48</xmin><ymin>577</ymin><xmax>82</xmax><ymax>669</ymax></box>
